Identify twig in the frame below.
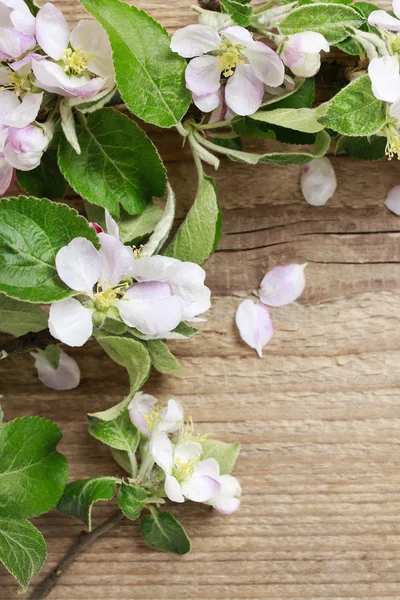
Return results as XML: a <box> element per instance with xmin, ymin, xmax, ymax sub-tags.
<box><xmin>30</xmin><ymin>510</ymin><xmax>125</xmax><ymax>600</ymax></box>
<box><xmin>0</xmin><ymin>329</ymin><xmax>57</xmax><ymax>359</ymax></box>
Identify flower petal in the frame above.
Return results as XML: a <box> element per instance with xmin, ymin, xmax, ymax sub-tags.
<box><xmin>9</xmin><ymin>4</ymin><xmax>36</xmax><ymax>35</ymax></box>
<box><xmin>32</xmin><ymin>347</ymin><xmax>81</xmax><ymax>390</ymax></box>
<box><xmin>55</xmin><ymin>237</ymin><xmax>100</xmax><ymax>295</ymax></box>
<box><xmin>181</xmin><ymin>475</ymin><xmax>221</xmax><ymax>502</ymax></box>
<box><xmin>193</xmin><ymin>91</ymin><xmax>221</xmax><ymax>112</ymax></box>
<box><xmin>0</xmin><ymin>156</ymin><xmax>15</xmax><ymax>195</ymax></box>
<box><xmin>117</xmin><ymin>281</ymin><xmax>183</xmax><ymax>335</ymax></box>
<box><xmin>173</xmin><ymin>441</ymin><xmax>202</xmax><ymax>465</ymax></box>
<box><xmin>287</xmin><ymin>31</ymin><xmax>329</xmax><ymax>54</ymax></box>
<box><xmin>48</xmin><ymin>297</ymin><xmax>94</xmax><ymax>347</ymax></box>
<box><xmin>8</xmin><ymin>124</ymin><xmax>47</xmax><ymax>154</ymax></box>
<box><xmin>166</xmin><ymin>261</ymin><xmax>211</xmax><ymax>321</ymax></box>
<box><xmin>300</xmin><ymin>156</ymin><xmax>337</xmax><ymax>206</ymax></box>
<box><xmin>194</xmin><ymin>457</ymin><xmax>220</xmax><ymax>479</ymax></box>
<box><xmin>105</xmin><ymin>209</ymin><xmax>120</xmax><ymax>239</ymax></box>
<box><xmin>259</xmin><ymin>264</ymin><xmax>307</xmax><ymax>307</ymax></box>
<box><xmin>70</xmin><ymin>20</ymin><xmax>114</xmax><ymax>78</ymax></box>
<box><xmin>218</xmin><ymin>474</ymin><xmax>242</xmax><ymax>498</ymax></box>
<box><xmin>3</xmin><ymin>142</ymin><xmax>42</xmax><ymax>170</ymax></box>
<box><xmin>130</xmin><ymin>255</ymin><xmax>176</xmax><ymax>282</ymax></box>
<box><xmin>170</xmin><ymin>24</ymin><xmax>221</xmax><ymax>58</ymax></box>
<box><xmin>235</xmin><ymin>299</ymin><xmax>274</xmax><ymax>357</ymax></box>
<box><xmin>368</xmin><ymin>9</ymin><xmax>400</xmax><ymax>31</ymax></box>
<box><xmin>385</xmin><ymin>185</ymin><xmax>400</xmax><ymax>215</ymax></box>
<box><xmin>394</xmin><ymin>0</ymin><xmax>400</xmax><ymax>20</ymax></box>
<box><xmin>32</xmin><ymin>58</ymin><xmax>107</xmax><ymax>98</ymax></box>
<box><xmin>368</xmin><ymin>55</ymin><xmax>400</xmax><ymax>103</ymax></box>
<box><xmin>225</xmin><ymin>64</ymin><xmax>264</xmax><ymax>116</ymax></box>
<box><xmin>150</xmin><ymin>432</ymin><xmax>174</xmax><ymax>473</ymax></box>
<box><xmin>1</xmin><ymin>91</ymin><xmax>43</xmax><ymax>128</ymax></box>
<box><xmin>0</xmin><ymin>26</ymin><xmax>35</xmax><ymax>58</ymax></box>
<box><xmin>211</xmin><ymin>495</ymin><xmax>241</xmax><ymax>514</ymax></box>
<box><xmin>159</xmin><ymin>399</ymin><xmax>184</xmax><ymax>433</ymax></box>
<box><xmin>35</xmin><ymin>2</ymin><xmax>70</xmax><ymax>60</ymax></box>
<box><xmin>219</xmin><ymin>26</ymin><xmax>255</xmax><ymax>46</ymax></box>
<box><xmin>97</xmin><ymin>232</ymin><xmax>134</xmax><ymax>288</ymax></box>
<box><xmin>128</xmin><ymin>391</ymin><xmax>158</xmax><ymax>437</ymax></box>
<box><xmin>165</xmin><ymin>474</ymin><xmax>185</xmax><ymax>503</ymax></box>
<box><xmin>185</xmin><ymin>55</ymin><xmax>221</xmax><ymax>96</ymax></box>
<box><xmin>244</xmin><ymin>42</ymin><xmax>285</xmax><ymax>88</ymax></box>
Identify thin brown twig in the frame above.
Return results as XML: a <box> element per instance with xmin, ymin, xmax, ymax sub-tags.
<box><xmin>0</xmin><ymin>329</ymin><xmax>57</xmax><ymax>359</ymax></box>
<box><xmin>30</xmin><ymin>510</ymin><xmax>125</xmax><ymax>600</ymax></box>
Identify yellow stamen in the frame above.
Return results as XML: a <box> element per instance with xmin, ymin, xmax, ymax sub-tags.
<box><xmin>93</xmin><ymin>286</ymin><xmax>118</xmax><ymax>311</ymax></box>
<box><xmin>217</xmin><ymin>40</ymin><xmax>245</xmax><ymax>78</ymax></box>
<box><xmin>63</xmin><ymin>46</ymin><xmax>89</xmax><ymax>76</ymax></box>
<box><xmin>144</xmin><ymin>406</ymin><xmax>162</xmax><ymax>431</ymax></box>
<box><xmin>7</xmin><ymin>70</ymin><xmax>35</xmax><ymax>96</ymax></box>
<box><xmin>384</xmin><ymin>122</ymin><xmax>400</xmax><ymax>160</ymax></box>
<box><xmin>173</xmin><ymin>456</ymin><xmax>200</xmax><ymax>482</ymax></box>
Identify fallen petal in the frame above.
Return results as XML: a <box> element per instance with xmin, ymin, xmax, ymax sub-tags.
<box><xmin>259</xmin><ymin>264</ymin><xmax>307</xmax><ymax>307</ymax></box>
<box><xmin>32</xmin><ymin>348</ymin><xmax>81</xmax><ymax>390</ymax></box>
<box><xmin>235</xmin><ymin>299</ymin><xmax>273</xmax><ymax>357</ymax></box>
<box><xmin>301</xmin><ymin>156</ymin><xmax>337</xmax><ymax>207</ymax></box>
<box><xmin>385</xmin><ymin>185</ymin><xmax>400</xmax><ymax>215</ymax></box>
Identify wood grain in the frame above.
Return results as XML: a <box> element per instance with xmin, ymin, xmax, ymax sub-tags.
<box><xmin>1</xmin><ymin>1</ymin><xmax>400</xmax><ymax>599</ymax></box>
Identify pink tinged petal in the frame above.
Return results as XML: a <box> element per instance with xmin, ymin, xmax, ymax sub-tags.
<box><xmin>166</xmin><ymin>261</ymin><xmax>211</xmax><ymax>321</ymax></box>
<box><xmin>32</xmin><ymin>59</ymin><xmax>107</xmax><ymax>98</ymax></box>
<box><xmin>368</xmin><ymin>9</ymin><xmax>400</xmax><ymax>30</ymax></box>
<box><xmin>150</xmin><ymin>432</ymin><xmax>174</xmax><ymax>473</ymax></box>
<box><xmin>173</xmin><ymin>441</ymin><xmax>202</xmax><ymax>465</ymax></box>
<box><xmin>159</xmin><ymin>399</ymin><xmax>184</xmax><ymax>433</ymax></box>
<box><xmin>244</xmin><ymin>42</ymin><xmax>285</xmax><ymax>88</ymax></box>
<box><xmin>235</xmin><ymin>299</ymin><xmax>274</xmax><ymax>358</ymax></box>
<box><xmin>170</xmin><ymin>24</ymin><xmax>221</xmax><ymax>58</ymax></box>
<box><xmin>35</xmin><ymin>2</ymin><xmax>70</xmax><ymax>60</ymax></box>
<box><xmin>288</xmin><ymin>32</ymin><xmax>329</xmax><ymax>54</ymax></box>
<box><xmin>212</xmin><ymin>495</ymin><xmax>241</xmax><ymax>514</ymax></box>
<box><xmin>181</xmin><ymin>475</ymin><xmax>221</xmax><ymax>502</ymax></box>
<box><xmin>165</xmin><ymin>474</ymin><xmax>185</xmax><ymax>503</ymax></box>
<box><xmin>48</xmin><ymin>297</ymin><xmax>94</xmax><ymax>347</ymax></box>
<box><xmin>55</xmin><ymin>237</ymin><xmax>101</xmax><ymax>295</ymax></box>
<box><xmin>3</xmin><ymin>142</ymin><xmax>42</xmax><ymax>170</ymax></box>
<box><xmin>10</xmin><ymin>6</ymin><xmax>36</xmax><ymax>35</ymax></box>
<box><xmin>70</xmin><ymin>20</ymin><xmax>114</xmax><ymax>78</ymax></box>
<box><xmin>0</xmin><ymin>27</ymin><xmax>35</xmax><ymax>58</ymax></box>
<box><xmin>219</xmin><ymin>474</ymin><xmax>242</xmax><ymax>498</ymax></box>
<box><xmin>128</xmin><ymin>391</ymin><xmax>158</xmax><ymax>436</ymax></box>
<box><xmin>192</xmin><ymin>91</ymin><xmax>221</xmax><ymax>113</ymax></box>
<box><xmin>32</xmin><ymin>348</ymin><xmax>81</xmax><ymax>390</ymax></box>
<box><xmin>90</xmin><ymin>222</ymin><xmax>103</xmax><ymax>234</ymax></box>
<box><xmin>185</xmin><ymin>55</ymin><xmax>221</xmax><ymax>96</ymax></box>
<box><xmin>97</xmin><ymin>232</ymin><xmax>134</xmax><ymax>288</ymax></box>
<box><xmin>0</xmin><ymin>156</ymin><xmax>14</xmax><ymax>194</ymax></box>
<box><xmin>118</xmin><ymin>281</ymin><xmax>183</xmax><ymax>335</ymax></box>
<box><xmin>194</xmin><ymin>457</ymin><xmax>220</xmax><ymax>479</ymax></box>
<box><xmin>301</xmin><ymin>156</ymin><xmax>337</xmax><ymax>207</ymax></box>
<box><xmin>225</xmin><ymin>64</ymin><xmax>264</xmax><ymax>116</ymax></box>
<box><xmin>385</xmin><ymin>185</ymin><xmax>400</xmax><ymax>215</ymax></box>
<box><xmin>259</xmin><ymin>264</ymin><xmax>307</xmax><ymax>307</ymax></box>
<box><xmin>2</xmin><ymin>92</ymin><xmax>43</xmax><ymax>128</ymax></box>
<box><xmin>394</xmin><ymin>0</ymin><xmax>400</xmax><ymax>20</ymax></box>
<box><xmin>368</xmin><ymin>55</ymin><xmax>400</xmax><ymax>103</ymax></box>
<box><xmin>105</xmin><ymin>209</ymin><xmax>120</xmax><ymax>239</ymax></box>
<box><xmin>8</xmin><ymin>124</ymin><xmax>47</xmax><ymax>153</ymax></box>
<box><xmin>219</xmin><ymin>26</ymin><xmax>255</xmax><ymax>46</ymax></box>
<box><xmin>10</xmin><ymin>52</ymin><xmax>44</xmax><ymax>72</ymax></box>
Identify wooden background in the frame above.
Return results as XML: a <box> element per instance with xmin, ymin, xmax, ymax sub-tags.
<box><xmin>2</xmin><ymin>0</ymin><xmax>400</xmax><ymax>598</ymax></box>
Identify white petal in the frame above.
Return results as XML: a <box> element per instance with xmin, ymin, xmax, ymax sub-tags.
<box><xmin>159</xmin><ymin>399</ymin><xmax>184</xmax><ymax>433</ymax></box>
<box><xmin>105</xmin><ymin>209</ymin><xmax>120</xmax><ymax>239</ymax></box>
<box><xmin>0</xmin><ymin>26</ymin><xmax>35</xmax><ymax>58</ymax></box>
<box><xmin>48</xmin><ymin>297</ymin><xmax>94</xmax><ymax>347</ymax></box>
<box><xmin>192</xmin><ymin>91</ymin><xmax>221</xmax><ymax>113</ymax></box>
<box><xmin>0</xmin><ymin>4</ymin><xmax>12</xmax><ymax>28</ymax></box>
<box><xmin>32</xmin><ymin>59</ymin><xmax>107</xmax><ymax>98</ymax></box>
<box><xmin>194</xmin><ymin>457</ymin><xmax>220</xmax><ymax>479</ymax></box>
<box><xmin>10</xmin><ymin>52</ymin><xmax>44</xmax><ymax>72</ymax></box>
<box><xmin>286</xmin><ymin>32</ymin><xmax>329</xmax><ymax>54</ymax></box>
<box><xmin>170</xmin><ymin>24</ymin><xmax>221</xmax><ymax>58</ymax></box>
<box><xmin>225</xmin><ymin>64</ymin><xmax>264</xmax><ymax>116</ymax></box>
<box><xmin>0</xmin><ymin>156</ymin><xmax>14</xmax><ymax>194</ymax></box>
<box><xmin>185</xmin><ymin>55</ymin><xmax>221</xmax><ymax>96</ymax></box>
<box><xmin>55</xmin><ymin>237</ymin><xmax>100</xmax><ymax>295</ymax></box>
<box><xmin>218</xmin><ymin>474</ymin><xmax>242</xmax><ymax>498</ymax></box>
<box><xmin>10</xmin><ymin>5</ymin><xmax>35</xmax><ymax>35</ymax></box>
<box><xmin>244</xmin><ymin>42</ymin><xmax>285</xmax><ymax>87</ymax></box>
<box><xmin>259</xmin><ymin>264</ymin><xmax>307</xmax><ymax>307</ymax></box>
<box><xmin>97</xmin><ymin>232</ymin><xmax>134</xmax><ymax>288</ymax></box>
<box><xmin>235</xmin><ymin>299</ymin><xmax>274</xmax><ymax>357</ymax></box>
<box><xmin>35</xmin><ymin>2</ymin><xmax>70</xmax><ymax>60</ymax></box>
<box><xmin>3</xmin><ymin>142</ymin><xmax>42</xmax><ymax>170</ymax></box>
<box><xmin>385</xmin><ymin>185</ymin><xmax>400</xmax><ymax>215</ymax></box>
<box><xmin>70</xmin><ymin>20</ymin><xmax>114</xmax><ymax>78</ymax></box>
<box><xmin>390</xmin><ymin>98</ymin><xmax>400</xmax><ymax>121</ymax></box>
<box><xmin>288</xmin><ymin>53</ymin><xmax>321</xmax><ymax>78</ymax></box>
<box><xmin>166</xmin><ymin>261</ymin><xmax>211</xmax><ymax>321</ymax></box>
<box><xmin>130</xmin><ymin>255</ymin><xmax>177</xmax><ymax>282</ymax></box>
<box><xmin>368</xmin><ymin>9</ymin><xmax>400</xmax><ymax>31</ymax></box>
<box><xmin>150</xmin><ymin>432</ymin><xmax>174</xmax><ymax>473</ymax></box>
<box><xmin>394</xmin><ymin>0</ymin><xmax>400</xmax><ymax>20</ymax></box>
<box><xmin>118</xmin><ymin>281</ymin><xmax>183</xmax><ymax>335</ymax></box>
<box><xmin>128</xmin><ymin>391</ymin><xmax>157</xmax><ymax>437</ymax></box>
<box><xmin>32</xmin><ymin>348</ymin><xmax>81</xmax><ymax>390</ymax></box>
<box><xmin>7</xmin><ymin>124</ymin><xmax>47</xmax><ymax>154</ymax></box>
<box><xmin>219</xmin><ymin>26</ymin><xmax>254</xmax><ymax>46</ymax></box>
<box><xmin>1</xmin><ymin>92</ymin><xmax>43</xmax><ymax>128</ymax></box>
<box><xmin>211</xmin><ymin>495</ymin><xmax>241</xmax><ymax>514</ymax></box>
<box><xmin>301</xmin><ymin>156</ymin><xmax>337</xmax><ymax>207</ymax></box>
<box><xmin>0</xmin><ymin>89</ymin><xmax>19</xmax><ymax>124</ymax></box>
<box><xmin>368</xmin><ymin>55</ymin><xmax>400</xmax><ymax>103</ymax></box>
<box><xmin>181</xmin><ymin>475</ymin><xmax>221</xmax><ymax>502</ymax></box>
<box><xmin>165</xmin><ymin>474</ymin><xmax>185</xmax><ymax>503</ymax></box>
<box><xmin>173</xmin><ymin>441</ymin><xmax>202</xmax><ymax>464</ymax></box>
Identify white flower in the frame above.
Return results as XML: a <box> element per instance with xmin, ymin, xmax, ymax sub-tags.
<box><xmin>32</xmin><ymin>2</ymin><xmax>114</xmax><ymax>98</ymax></box>
<box><xmin>235</xmin><ymin>299</ymin><xmax>274</xmax><ymax>357</ymax></box>
<box><xmin>150</xmin><ymin>433</ymin><xmax>221</xmax><ymax>503</ymax></box>
<box><xmin>129</xmin><ymin>392</ymin><xmax>184</xmax><ymax>438</ymax></box>
<box><xmin>259</xmin><ymin>264</ymin><xmax>307</xmax><ymax>307</ymax></box>
<box><xmin>3</xmin><ymin>123</ymin><xmax>48</xmax><ymax>170</ymax></box>
<box><xmin>280</xmin><ymin>32</ymin><xmax>329</xmax><ymax>78</ymax></box>
<box><xmin>368</xmin><ymin>0</ymin><xmax>400</xmax><ymax>32</ymax></box>
<box><xmin>0</xmin><ymin>0</ymin><xmax>36</xmax><ymax>59</ymax></box>
<box><xmin>197</xmin><ymin>458</ymin><xmax>241</xmax><ymax>514</ymax></box>
<box><xmin>0</xmin><ymin>90</ymin><xmax>43</xmax><ymax>128</ymax></box>
<box><xmin>171</xmin><ymin>24</ymin><xmax>284</xmax><ymax>115</ymax></box>
<box><xmin>31</xmin><ymin>347</ymin><xmax>81</xmax><ymax>390</ymax></box>
<box><xmin>300</xmin><ymin>156</ymin><xmax>337</xmax><ymax>206</ymax></box>
<box><xmin>368</xmin><ymin>54</ymin><xmax>400</xmax><ymax>103</ymax></box>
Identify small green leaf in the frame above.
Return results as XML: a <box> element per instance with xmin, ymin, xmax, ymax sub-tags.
<box><xmin>232</xmin><ymin>117</ymin><xmax>276</xmax><ymax>139</ymax></box>
<box><xmin>335</xmin><ymin>134</ymin><xmax>386</xmax><ymax>159</ymax></box>
<box><xmin>89</xmin><ymin>408</ymin><xmax>140</xmax><ymax>452</ymax></box>
<box><xmin>0</xmin><ymin>294</ymin><xmax>47</xmax><ymax>336</ymax></box>
<box><xmin>80</xmin><ymin>0</ymin><xmax>191</xmax><ymax>128</ymax></box>
<box><xmin>321</xmin><ymin>76</ymin><xmax>387</xmax><ymax>136</ymax></box>
<box><xmin>0</xmin><ymin>416</ymin><xmax>68</xmax><ymax>519</ymax></box>
<box><xmin>0</xmin><ymin>196</ymin><xmax>98</xmax><ymax>303</ymax></box>
<box><xmin>101</xmin><ymin>317</ymin><xmax>128</xmax><ymax>336</ymax></box>
<box><xmin>220</xmin><ymin>0</ymin><xmax>252</xmax><ymax>26</ymax></box>
<box><xmin>58</xmin><ymin>109</ymin><xmax>166</xmax><ymax>217</ymax></box>
<box><xmin>141</xmin><ymin>511</ymin><xmax>191</xmax><ymax>555</ymax></box>
<box><xmin>57</xmin><ymin>477</ymin><xmax>117</xmax><ymax>530</ymax></box>
<box><xmin>165</xmin><ymin>175</ymin><xmax>221</xmax><ymax>264</ymax></box>
<box><xmin>118</xmin><ymin>203</ymin><xmax>163</xmax><ymax>245</ymax></box>
<box><xmin>146</xmin><ymin>339</ymin><xmax>184</xmax><ymax>375</ymax></box>
<box><xmin>39</xmin><ymin>344</ymin><xmax>60</xmax><ymax>369</ymax></box>
<box><xmin>260</xmin><ymin>78</ymin><xmax>314</xmax><ymax>110</ymax></box>
<box><xmin>279</xmin><ymin>3</ymin><xmax>364</xmax><ymax>43</ymax></box>
<box><xmin>335</xmin><ymin>37</ymin><xmax>365</xmax><ymax>55</ymax></box>
<box><xmin>200</xmin><ymin>440</ymin><xmax>241</xmax><ymax>475</ymax></box>
<box><xmin>250</xmin><ymin>105</ymin><xmax>328</xmax><ymax>134</ymax></box>
<box><xmin>0</xmin><ymin>518</ymin><xmax>46</xmax><ymax>592</ymax></box>
<box><xmin>143</xmin><ymin>183</ymin><xmax>176</xmax><ymax>257</ymax></box>
<box><xmin>118</xmin><ymin>482</ymin><xmax>150</xmax><ymax>520</ymax></box>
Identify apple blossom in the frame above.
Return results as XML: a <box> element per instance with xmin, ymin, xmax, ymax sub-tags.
<box><xmin>0</xmin><ymin>0</ymin><xmax>36</xmax><ymax>59</ymax></box>
<box><xmin>368</xmin><ymin>0</ymin><xmax>400</xmax><ymax>33</ymax></box>
<box><xmin>129</xmin><ymin>392</ymin><xmax>184</xmax><ymax>438</ymax></box>
<box><xmin>235</xmin><ymin>299</ymin><xmax>274</xmax><ymax>357</ymax></box>
<box><xmin>198</xmin><ymin>458</ymin><xmax>241</xmax><ymax>514</ymax></box>
<box><xmin>31</xmin><ymin>348</ymin><xmax>81</xmax><ymax>390</ymax></box>
<box><xmin>280</xmin><ymin>32</ymin><xmax>329</xmax><ymax>78</ymax></box>
<box><xmin>301</xmin><ymin>156</ymin><xmax>337</xmax><ymax>206</ymax></box>
<box><xmin>170</xmin><ymin>24</ymin><xmax>284</xmax><ymax>115</ymax></box>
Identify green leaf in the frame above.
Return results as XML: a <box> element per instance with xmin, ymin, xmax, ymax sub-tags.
<box><xmin>250</xmin><ymin>104</ymin><xmax>328</xmax><ymax>134</ymax></box>
<box><xmin>89</xmin><ymin>408</ymin><xmax>140</xmax><ymax>452</ymax></box>
<box><xmin>352</xmin><ymin>1</ymin><xmax>381</xmax><ymax>18</ymax></box>
<box><xmin>0</xmin><ymin>294</ymin><xmax>47</xmax><ymax>336</ymax></box>
<box><xmin>232</xmin><ymin>117</ymin><xmax>276</xmax><ymax>139</ymax></box>
<box><xmin>220</xmin><ymin>0</ymin><xmax>252</xmax><ymax>26</ymax></box>
<box><xmin>101</xmin><ymin>317</ymin><xmax>128</xmax><ymax>336</ymax></box>
<box><xmin>118</xmin><ymin>203</ymin><xmax>163</xmax><ymax>245</ymax></box>
<box><xmin>335</xmin><ymin>134</ymin><xmax>386</xmax><ymax>160</ymax></box>
<box><xmin>89</xmin><ymin>336</ymin><xmax>151</xmax><ymax>421</ymax></box>
<box><xmin>0</xmin><ymin>196</ymin><xmax>98</xmax><ymax>303</ymax></box>
<box><xmin>39</xmin><ymin>344</ymin><xmax>60</xmax><ymax>369</ymax></box>
<box><xmin>57</xmin><ymin>477</ymin><xmax>117</xmax><ymax>530</ymax></box>
<box><xmin>200</xmin><ymin>440</ymin><xmax>241</xmax><ymax>475</ymax></box>
<box><xmin>260</xmin><ymin>78</ymin><xmax>314</xmax><ymax>110</ymax></box>
<box><xmin>141</xmin><ymin>511</ymin><xmax>191</xmax><ymax>555</ymax></box>
<box><xmin>146</xmin><ymin>339</ymin><xmax>184</xmax><ymax>375</ymax></box>
<box><xmin>118</xmin><ymin>482</ymin><xmax>150</xmax><ymax>520</ymax></box>
<box><xmin>165</xmin><ymin>175</ymin><xmax>221</xmax><ymax>264</ymax></box>
<box><xmin>143</xmin><ymin>183</ymin><xmax>176</xmax><ymax>257</ymax></box>
<box><xmin>58</xmin><ymin>109</ymin><xmax>166</xmax><ymax>217</ymax></box>
<box><xmin>126</xmin><ymin>321</ymin><xmax>198</xmax><ymax>341</ymax></box>
<box><xmin>0</xmin><ymin>416</ymin><xmax>68</xmax><ymax>519</ymax></box>
<box><xmin>279</xmin><ymin>3</ymin><xmax>364</xmax><ymax>44</ymax></box>
<box><xmin>321</xmin><ymin>75</ymin><xmax>387</xmax><ymax>136</ymax></box>
<box><xmin>335</xmin><ymin>37</ymin><xmax>364</xmax><ymax>55</ymax></box>
<box><xmin>80</xmin><ymin>0</ymin><xmax>191</xmax><ymax>127</ymax></box>
<box><xmin>0</xmin><ymin>518</ymin><xmax>46</xmax><ymax>592</ymax></box>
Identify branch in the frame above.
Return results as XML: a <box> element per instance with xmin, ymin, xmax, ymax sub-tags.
<box><xmin>30</xmin><ymin>510</ymin><xmax>125</xmax><ymax>600</ymax></box>
<box><xmin>0</xmin><ymin>329</ymin><xmax>58</xmax><ymax>359</ymax></box>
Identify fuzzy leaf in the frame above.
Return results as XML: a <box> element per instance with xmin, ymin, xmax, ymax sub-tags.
<box><xmin>0</xmin><ymin>196</ymin><xmax>98</xmax><ymax>303</ymax></box>
<box><xmin>141</xmin><ymin>511</ymin><xmax>191</xmax><ymax>555</ymax></box>
<box><xmin>57</xmin><ymin>477</ymin><xmax>117</xmax><ymax>530</ymax></box>
<box><xmin>143</xmin><ymin>183</ymin><xmax>176</xmax><ymax>257</ymax></box>
<box><xmin>220</xmin><ymin>0</ymin><xmax>252</xmax><ymax>26</ymax></box>
<box><xmin>335</xmin><ymin>134</ymin><xmax>386</xmax><ymax>160</ymax></box>
<box><xmin>200</xmin><ymin>440</ymin><xmax>241</xmax><ymax>475</ymax></box>
<box><xmin>146</xmin><ymin>339</ymin><xmax>184</xmax><ymax>375</ymax></box>
<box><xmin>118</xmin><ymin>482</ymin><xmax>151</xmax><ymax>520</ymax></box>
<box><xmin>118</xmin><ymin>203</ymin><xmax>163</xmax><ymax>245</ymax></box>
<box><xmin>250</xmin><ymin>105</ymin><xmax>328</xmax><ymax>133</ymax></box>
<box><xmin>0</xmin><ymin>294</ymin><xmax>47</xmax><ymax>336</ymax></box>
<box><xmin>89</xmin><ymin>409</ymin><xmax>140</xmax><ymax>452</ymax></box>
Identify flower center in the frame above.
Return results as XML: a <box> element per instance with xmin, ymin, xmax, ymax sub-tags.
<box><xmin>388</xmin><ymin>33</ymin><xmax>400</xmax><ymax>55</ymax></box>
<box><xmin>172</xmin><ymin>457</ymin><xmax>200</xmax><ymax>483</ymax></box>
<box><xmin>217</xmin><ymin>40</ymin><xmax>244</xmax><ymax>77</ymax></box>
<box><xmin>144</xmin><ymin>406</ymin><xmax>162</xmax><ymax>431</ymax></box>
<box><xmin>63</xmin><ymin>47</ymin><xmax>89</xmax><ymax>76</ymax></box>
<box><xmin>384</xmin><ymin>122</ymin><xmax>400</xmax><ymax>160</ymax></box>
<box><xmin>7</xmin><ymin>70</ymin><xmax>35</xmax><ymax>96</ymax></box>
<box><xmin>93</xmin><ymin>286</ymin><xmax>118</xmax><ymax>311</ymax></box>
